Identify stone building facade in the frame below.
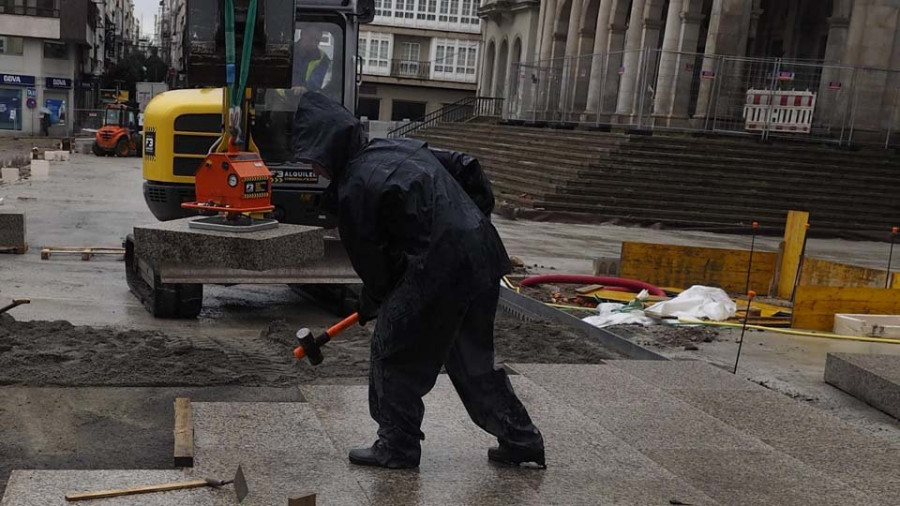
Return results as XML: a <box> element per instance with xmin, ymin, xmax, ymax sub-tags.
<box><xmin>479</xmin><ymin>0</ymin><xmax>900</xmax><ymax>137</ymax></box>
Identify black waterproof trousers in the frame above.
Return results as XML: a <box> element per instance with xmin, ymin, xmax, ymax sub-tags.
<box><xmin>368</xmin><ymin>284</ymin><xmax>544</xmax><ymax>467</ymax></box>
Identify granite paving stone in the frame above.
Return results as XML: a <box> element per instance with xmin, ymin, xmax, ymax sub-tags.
<box><xmin>514</xmin><ymin>363</ymin><xmax>768</xmax><ymax>451</ymax></box>
<box><xmin>825</xmin><ymin>353</ymin><xmax>900</xmax><ymax>420</ymax></box>
<box><xmin>190</xmin><ymin>402</ymin><xmax>370</xmax><ymax>506</ymax></box>
<box><xmin>0</xmin><ymin>470</ymin><xmax>229</xmax><ymax>506</ymax></box>
<box><xmin>0</xmin><ymin>208</ymin><xmax>26</xmax><ymax>252</ymax></box>
<box><xmin>306</xmin><ymin>375</ymin><xmax>720</xmax><ymax>505</ymax></box>
<box><xmin>670</xmin><ymin>389</ymin><xmax>880</xmax><ymax>446</ymax></box>
<box><xmin>133</xmin><ymin>218</ymin><xmax>325</xmax><ymax>271</ymax></box>
<box><xmin>645</xmin><ymin>449</ymin><xmax>883</xmax><ymax>506</ymax></box>
<box><xmin>608</xmin><ymin>360</ymin><xmax>765</xmax><ymax>391</ymax></box>
<box><xmin>510</xmin><ymin>363</ymin><xmax>672</xmax><ymax>407</ymax></box>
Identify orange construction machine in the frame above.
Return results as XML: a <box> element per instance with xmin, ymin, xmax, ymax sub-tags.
<box><xmin>92</xmin><ymin>102</ymin><xmax>140</xmax><ymax>157</ymax></box>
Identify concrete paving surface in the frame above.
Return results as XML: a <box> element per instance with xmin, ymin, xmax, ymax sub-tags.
<box><xmin>6</xmin><ymin>361</ymin><xmax>899</xmax><ymax>505</ymax></box>
<box><xmin>3</xmin><ymin>154</ymin><xmax>900</xmax><ymax>504</ymax></box>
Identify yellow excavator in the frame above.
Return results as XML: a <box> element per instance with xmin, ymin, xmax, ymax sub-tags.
<box><xmin>126</xmin><ymin>0</ymin><xmax>373</xmax><ymax>317</ymax></box>
<box><xmin>141</xmin><ymin>0</ymin><xmax>372</xmax><ymax>227</ymax></box>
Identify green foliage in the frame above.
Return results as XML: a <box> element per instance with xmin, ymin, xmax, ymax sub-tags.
<box><xmin>102</xmin><ymin>48</ymin><xmax>170</xmax><ymax>97</ymax></box>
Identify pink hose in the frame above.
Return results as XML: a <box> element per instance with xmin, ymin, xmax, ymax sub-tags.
<box><xmin>518</xmin><ymin>274</ymin><xmax>667</xmax><ymax>297</ymax></box>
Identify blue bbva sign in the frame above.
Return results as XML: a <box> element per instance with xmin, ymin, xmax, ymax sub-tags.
<box><xmin>45</xmin><ymin>77</ymin><xmax>72</xmax><ymax>89</ymax></box>
<box><xmin>0</xmin><ymin>73</ymin><xmax>36</xmax><ymax>87</ymax></box>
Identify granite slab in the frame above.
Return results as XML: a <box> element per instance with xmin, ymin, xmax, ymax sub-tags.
<box><xmin>133</xmin><ymin>217</ymin><xmax>325</xmax><ymax>271</ymax></box>
<box><xmin>825</xmin><ymin>353</ymin><xmax>900</xmax><ymax>420</ymax></box>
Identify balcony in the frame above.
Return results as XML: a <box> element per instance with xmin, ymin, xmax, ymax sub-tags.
<box><xmin>391</xmin><ymin>59</ymin><xmax>430</xmax><ymax>80</ymax></box>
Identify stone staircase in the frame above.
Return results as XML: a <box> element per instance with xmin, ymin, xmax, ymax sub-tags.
<box><xmin>410</xmin><ymin>123</ymin><xmax>900</xmax><ymax>237</ymax></box>
<box><xmin>4</xmin><ymin>361</ymin><xmax>899</xmax><ymax>505</ymax></box>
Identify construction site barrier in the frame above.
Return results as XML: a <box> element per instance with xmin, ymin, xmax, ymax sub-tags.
<box><xmin>743</xmin><ymin>89</ymin><xmax>817</xmax><ymax>134</ymax></box>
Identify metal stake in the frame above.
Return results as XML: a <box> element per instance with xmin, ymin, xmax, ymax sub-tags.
<box><xmin>887</xmin><ymin>226</ymin><xmax>899</xmax><ymax>289</ymax></box>
<box><xmin>744</xmin><ymin>221</ymin><xmax>759</xmax><ymax>295</ymax></box>
<box><xmin>733</xmin><ymin>290</ymin><xmax>757</xmax><ymax>375</ymax></box>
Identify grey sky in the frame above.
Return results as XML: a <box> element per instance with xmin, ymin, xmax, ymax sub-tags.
<box><xmin>133</xmin><ymin>0</ymin><xmax>158</xmax><ymax>37</ymax></box>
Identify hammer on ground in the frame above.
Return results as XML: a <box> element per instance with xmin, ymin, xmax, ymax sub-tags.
<box><xmin>0</xmin><ymin>298</ymin><xmax>30</xmax><ymax>315</ymax></box>
<box><xmin>294</xmin><ymin>312</ymin><xmax>359</xmax><ymax>365</ymax></box>
<box><xmin>65</xmin><ymin>465</ymin><xmax>249</xmax><ymax>502</ymax></box>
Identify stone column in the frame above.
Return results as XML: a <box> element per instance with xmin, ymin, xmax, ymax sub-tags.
<box><xmin>669</xmin><ymin>12</ymin><xmax>705</xmax><ymax>119</ymax></box>
<box><xmin>847</xmin><ymin>0</ymin><xmax>900</xmax><ymax>133</ymax></box>
<box><xmin>585</xmin><ymin>0</ymin><xmax>614</xmax><ymax>114</ymax></box>
<box><xmin>653</xmin><ymin>0</ymin><xmax>685</xmax><ymax>118</ymax></box>
<box><xmin>559</xmin><ymin>0</ymin><xmax>586</xmax><ymax>115</ymax></box>
<box><xmin>816</xmin><ymin>16</ymin><xmax>851</xmax><ymax>127</ymax></box>
<box><xmin>693</xmin><ymin>0</ymin><xmax>754</xmax><ymax>121</ymax></box>
<box><xmin>615</xmin><ymin>0</ymin><xmax>648</xmax><ymax>116</ymax></box>
<box><xmin>539</xmin><ymin>0</ymin><xmax>559</xmax><ymax>60</ymax></box>
<box><xmin>602</xmin><ymin>23</ymin><xmax>628</xmax><ymax>113</ymax></box>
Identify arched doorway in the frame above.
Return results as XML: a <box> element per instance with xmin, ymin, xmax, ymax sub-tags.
<box><xmin>495</xmin><ymin>38</ymin><xmax>510</xmax><ymax>97</ymax></box>
<box><xmin>483</xmin><ymin>40</ymin><xmax>496</xmax><ymax>96</ymax></box>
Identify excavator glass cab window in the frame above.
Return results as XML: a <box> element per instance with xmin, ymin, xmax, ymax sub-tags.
<box><xmin>253</xmin><ymin>18</ymin><xmax>345</xmax><ymax>163</ymax></box>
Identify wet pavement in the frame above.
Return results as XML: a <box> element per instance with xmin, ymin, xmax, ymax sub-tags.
<box><xmin>2</xmin><ymin>153</ymin><xmax>900</xmax><ymax>504</ymax></box>
<box><xmin>6</xmin><ymin>362</ymin><xmax>900</xmax><ymax>505</ymax></box>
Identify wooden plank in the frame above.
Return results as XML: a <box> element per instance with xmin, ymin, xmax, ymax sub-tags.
<box><xmin>776</xmin><ymin>210</ymin><xmax>809</xmax><ymax>299</ymax></box>
<box><xmin>799</xmin><ymin>257</ymin><xmax>892</xmax><ymax>288</ymax></box>
<box><xmin>66</xmin><ymin>479</ymin><xmax>208</xmax><ymax>501</ymax></box>
<box><xmin>580</xmin><ymin>288</ymin><xmax>668</xmax><ymax>304</ymax></box>
<box><xmin>619</xmin><ymin>242</ymin><xmax>777</xmax><ymax>295</ymax></box>
<box><xmin>174</xmin><ymin>397</ymin><xmax>194</xmax><ymax>468</ymax></box>
<box><xmin>289</xmin><ymin>493</ymin><xmax>317</xmax><ymax>506</ymax></box>
<box><xmin>792</xmin><ymin>286</ymin><xmax>900</xmax><ymax>331</ymax></box>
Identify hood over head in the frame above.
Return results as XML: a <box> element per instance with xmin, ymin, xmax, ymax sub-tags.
<box><xmin>291</xmin><ymin>91</ymin><xmax>366</xmax><ymax>179</ymax></box>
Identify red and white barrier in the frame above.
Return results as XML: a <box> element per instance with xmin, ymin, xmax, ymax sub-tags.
<box><xmin>743</xmin><ymin>89</ymin><xmax>817</xmax><ymax>134</ymax></box>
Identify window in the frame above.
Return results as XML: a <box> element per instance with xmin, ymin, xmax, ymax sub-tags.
<box><xmin>360</xmin><ymin>32</ymin><xmax>391</xmax><ymax>75</ymax></box>
<box><xmin>0</xmin><ymin>0</ymin><xmax>59</xmax><ymax>17</ymax></box>
<box><xmin>395</xmin><ymin>0</ymin><xmax>414</xmax><ymax>18</ymax></box>
<box><xmin>391</xmin><ymin>100</ymin><xmax>426</xmax><ymax>121</ymax></box>
<box><xmin>461</xmin><ymin>0</ymin><xmax>477</xmax><ymax>24</ymax></box>
<box><xmin>399</xmin><ymin>42</ymin><xmax>421</xmax><ymax>76</ymax></box>
<box><xmin>448</xmin><ymin>0</ymin><xmax>459</xmax><ymax>23</ymax></box>
<box><xmin>357</xmin><ymin>97</ymin><xmax>380</xmax><ymax>120</ymax></box>
<box><xmin>0</xmin><ymin>88</ymin><xmax>22</xmax><ymax>131</ymax></box>
<box><xmin>438</xmin><ymin>0</ymin><xmax>449</xmax><ymax>22</ymax></box>
<box><xmin>416</xmin><ymin>0</ymin><xmax>436</xmax><ymax>20</ymax></box>
<box><xmin>375</xmin><ymin>0</ymin><xmax>393</xmax><ymax>17</ymax></box>
<box><xmin>0</xmin><ymin>36</ymin><xmax>24</xmax><ymax>55</ymax></box>
<box><xmin>43</xmin><ymin>41</ymin><xmax>67</xmax><ymax>59</ymax></box>
<box><xmin>432</xmin><ymin>39</ymin><xmax>478</xmax><ymax>82</ymax></box>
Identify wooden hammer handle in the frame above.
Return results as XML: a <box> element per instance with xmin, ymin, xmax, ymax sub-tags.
<box><xmin>65</xmin><ymin>479</ymin><xmax>209</xmax><ymax>501</ymax></box>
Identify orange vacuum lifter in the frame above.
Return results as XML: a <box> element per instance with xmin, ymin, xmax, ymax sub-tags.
<box><xmin>180</xmin><ymin>144</ymin><xmax>278</xmax><ymax>232</ymax></box>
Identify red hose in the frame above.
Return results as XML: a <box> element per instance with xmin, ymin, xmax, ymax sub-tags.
<box><xmin>518</xmin><ymin>274</ymin><xmax>667</xmax><ymax>297</ymax></box>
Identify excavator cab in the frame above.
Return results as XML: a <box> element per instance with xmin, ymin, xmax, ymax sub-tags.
<box><xmin>141</xmin><ymin>0</ymin><xmax>372</xmax><ymax>226</ymax></box>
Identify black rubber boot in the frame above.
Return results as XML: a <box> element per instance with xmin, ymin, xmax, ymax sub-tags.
<box><xmin>488</xmin><ymin>442</ymin><xmax>546</xmax><ymax>469</ymax></box>
<box><xmin>348</xmin><ymin>441</ymin><xmax>419</xmax><ymax>469</ymax></box>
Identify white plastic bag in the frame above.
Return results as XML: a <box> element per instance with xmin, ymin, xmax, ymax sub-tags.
<box><xmin>582</xmin><ymin>302</ymin><xmax>657</xmax><ymax>328</ymax></box>
<box><xmin>645</xmin><ymin>285</ymin><xmax>736</xmax><ymax>321</ymax></box>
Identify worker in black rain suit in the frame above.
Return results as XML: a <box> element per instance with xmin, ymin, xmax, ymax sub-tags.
<box><xmin>292</xmin><ymin>92</ymin><xmax>545</xmax><ymax>469</ymax></box>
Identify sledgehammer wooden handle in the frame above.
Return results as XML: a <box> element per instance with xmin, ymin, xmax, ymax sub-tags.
<box><xmin>65</xmin><ymin>479</ymin><xmax>210</xmax><ymax>501</ymax></box>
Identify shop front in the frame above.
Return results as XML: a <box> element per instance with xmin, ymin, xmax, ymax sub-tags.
<box><xmin>0</xmin><ymin>73</ymin><xmax>35</xmax><ymax>133</ymax></box>
<box><xmin>44</xmin><ymin>76</ymin><xmax>71</xmax><ymax>136</ymax></box>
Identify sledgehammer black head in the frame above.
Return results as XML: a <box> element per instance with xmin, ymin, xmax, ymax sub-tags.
<box><xmin>294</xmin><ymin>328</ymin><xmax>325</xmax><ymax>365</ymax></box>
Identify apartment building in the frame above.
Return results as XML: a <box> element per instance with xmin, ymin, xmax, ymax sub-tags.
<box><xmin>358</xmin><ymin>0</ymin><xmax>481</xmax><ymax>121</ymax></box>
<box><xmin>0</xmin><ymin>0</ymin><xmax>121</xmax><ymax>135</ymax></box>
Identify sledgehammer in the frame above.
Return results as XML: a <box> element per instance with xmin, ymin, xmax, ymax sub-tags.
<box><xmin>293</xmin><ymin>312</ymin><xmax>359</xmax><ymax>365</ymax></box>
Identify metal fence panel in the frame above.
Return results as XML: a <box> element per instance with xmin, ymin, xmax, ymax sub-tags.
<box><xmin>73</xmin><ymin>109</ymin><xmax>104</xmax><ymax>134</ymax></box>
<box><xmin>506</xmin><ymin>49</ymin><xmax>900</xmax><ymax>148</ymax></box>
